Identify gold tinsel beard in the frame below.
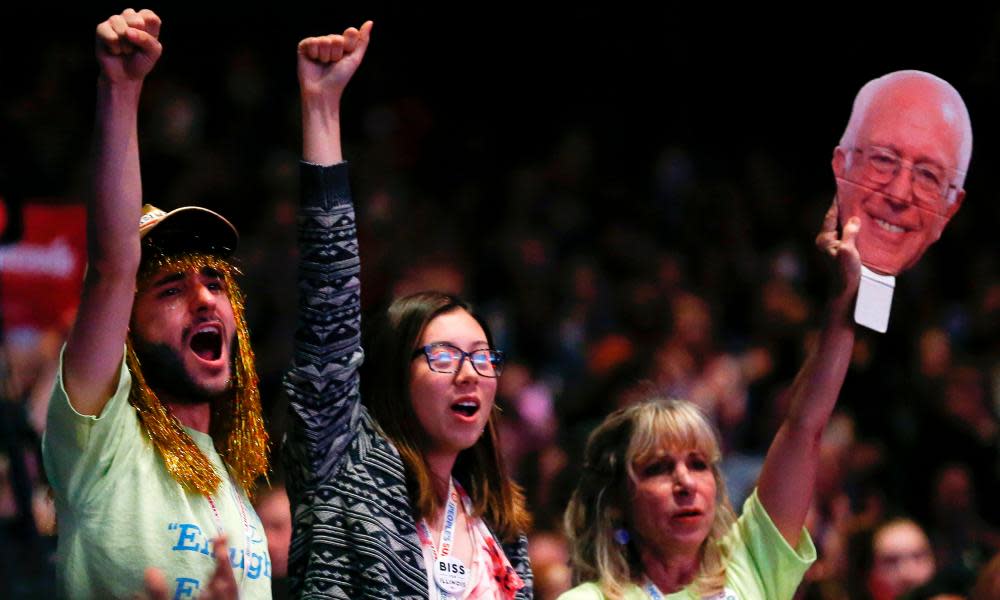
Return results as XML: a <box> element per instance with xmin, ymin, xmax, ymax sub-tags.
<box><xmin>127</xmin><ymin>251</ymin><xmax>269</xmax><ymax>498</ymax></box>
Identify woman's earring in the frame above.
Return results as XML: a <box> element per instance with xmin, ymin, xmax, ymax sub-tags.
<box><xmin>613</xmin><ymin>528</ymin><xmax>630</xmax><ymax>545</ymax></box>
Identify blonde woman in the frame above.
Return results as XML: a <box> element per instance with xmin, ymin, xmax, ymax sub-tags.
<box><xmin>560</xmin><ymin>206</ymin><xmax>860</xmax><ymax>599</ymax></box>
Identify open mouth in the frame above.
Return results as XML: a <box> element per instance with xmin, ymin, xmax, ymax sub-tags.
<box><xmin>451</xmin><ymin>400</ymin><xmax>480</xmax><ymax>418</ymax></box>
<box><xmin>189</xmin><ymin>325</ymin><xmax>223</xmax><ymax>361</ymax></box>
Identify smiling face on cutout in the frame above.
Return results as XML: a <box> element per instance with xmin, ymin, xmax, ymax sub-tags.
<box><xmin>832</xmin><ymin>71</ymin><xmax>971</xmax><ymax>275</ymax></box>
<box><xmin>408</xmin><ymin>308</ymin><xmax>498</xmax><ymax>456</ymax></box>
<box><xmin>131</xmin><ymin>264</ymin><xmax>237</xmax><ymax>402</ymax></box>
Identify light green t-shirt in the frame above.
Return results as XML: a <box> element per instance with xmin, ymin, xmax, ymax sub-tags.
<box><xmin>42</xmin><ymin>351</ymin><xmax>272</xmax><ymax>599</ymax></box>
<box><xmin>558</xmin><ymin>489</ymin><xmax>816</xmax><ymax>600</ymax></box>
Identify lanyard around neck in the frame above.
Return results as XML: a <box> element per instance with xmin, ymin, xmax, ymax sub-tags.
<box><xmin>416</xmin><ymin>478</ymin><xmax>471</xmax><ymax>599</ymax></box>
<box><xmin>204</xmin><ymin>469</ymin><xmax>253</xmax><ymax>589</ymax></box>
<box><xmin>416</xmin><ymin>478</ymin><xmax>467</xmax><ymax>560</ymax></box>
<box><xmin>645</xmin><ymin>577</ymin><xmax>735</xmax><ymax>600</ymax></box>
<box><xmin>644</xmin><ymin>579</ymin><xmax>666</xmax><ymax>600</ymax></box>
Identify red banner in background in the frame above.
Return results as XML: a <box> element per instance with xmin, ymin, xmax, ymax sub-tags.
<box><xmin>0</xmin><ymin>198</ymin><xmax>86</xmax><ymax>337</ymax></box>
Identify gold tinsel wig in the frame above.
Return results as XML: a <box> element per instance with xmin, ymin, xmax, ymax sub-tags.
<box><xmin>128</xmin><ymin>208</ymin><xmax>268</xmax><ymax>498</ymax></box>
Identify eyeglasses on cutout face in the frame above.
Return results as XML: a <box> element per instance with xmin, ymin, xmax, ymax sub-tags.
<box><xmin>848</xmin><ymin>145</ymin><xmax>961</xmax><ymax>212</ymax></box>
<box><xmin>412</xmin><ymin>342</ymin><xmax>505</xmax><ymax>378</ymax></box>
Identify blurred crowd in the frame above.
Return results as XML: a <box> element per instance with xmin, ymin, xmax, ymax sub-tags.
<box><xmin>1</xmin><ymin>8</ymin><xmax>999</xmax><ymax>599</ymax></box>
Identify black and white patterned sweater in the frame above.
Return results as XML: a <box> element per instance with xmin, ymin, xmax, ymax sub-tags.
<box><xmin>282</xmin><ymin>161</ymin><xmax>533</xmax><ymax>599</ymax></box>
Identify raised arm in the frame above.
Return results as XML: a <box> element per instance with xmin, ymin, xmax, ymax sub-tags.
<box><xmin>756</xmin><ymin>203</ymin><xmax>860</xmax><ymax>545</ymax></box>
<box><xmin>299</xmin><ymin>22</ymin><xmax>373</xmax><ymax>165</ymax></box>
<box><xmin>62</xmin><ymin>9</ymin><xmax>162</xmax><ymax>416</ymax></box>
<box><xmin>283</xmin><ymin>23</ymin><xmax>372</xmax><ymax>494</ymax></box>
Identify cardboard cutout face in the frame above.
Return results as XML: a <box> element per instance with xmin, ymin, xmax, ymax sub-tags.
<box><xmin>832</xmin><ymin>72</ymin><xmax>970</xmax><ymax>275</ymax></box>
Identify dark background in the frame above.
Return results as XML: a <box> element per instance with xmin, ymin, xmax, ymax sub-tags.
<box><xmin>1</xmin><ymin>3</ymin><xmax>998</xmax><ymax>598</ymax></box>
<box><xmin>3</xmin><ymin>4</ymin><xmax>1000</xmax><ymax>209</ymax></box>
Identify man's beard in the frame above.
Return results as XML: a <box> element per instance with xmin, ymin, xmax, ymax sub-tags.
<box><xmin>130</xmin><ymin>333</ymin><xmax>234</xmax><ymax>405</ymax></box>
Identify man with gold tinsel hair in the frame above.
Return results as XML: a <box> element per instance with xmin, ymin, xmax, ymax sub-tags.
<box><xmin>41</xmin><ymin>9</ymin><xmax>271</xmax><ymax>599</ymax></box>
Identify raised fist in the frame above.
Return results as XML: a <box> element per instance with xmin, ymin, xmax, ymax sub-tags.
<box><xmin>95</xmin><ymin>8</ymin><xmax>162</xmax><ymax>83</ymax></box>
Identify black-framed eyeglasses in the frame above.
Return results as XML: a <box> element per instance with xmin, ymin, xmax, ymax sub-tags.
<box><xmin>847</xmin><ymin>146</ymin><xmax>961</xmax><ymax>213</ymax></box>
<box><xmin>412</xmin><ymin>342</ymin><xmax>505</xmax><ymax>378</ymax></box>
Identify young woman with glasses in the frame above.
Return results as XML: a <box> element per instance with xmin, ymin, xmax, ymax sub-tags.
<box><xmin>284</xmin><ymin>22</ymin><xmax>532</xmax><ymax>600</ymax></box>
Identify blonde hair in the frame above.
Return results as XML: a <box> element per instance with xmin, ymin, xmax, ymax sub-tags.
<box><xmin>565</xmin><ymin>397</ymin><xmax>736</xmax><ymax>599</ymax></box>
<box><xmin>128</xmin><ymin>252</ymin><xmax>268</xmax><ymax>497</ymax></box>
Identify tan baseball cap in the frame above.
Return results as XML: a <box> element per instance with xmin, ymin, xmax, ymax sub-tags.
<box><xmin>138</xmin><ymin>204</ymin><xmax>239</xmax><ymax>257</ymax></box>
